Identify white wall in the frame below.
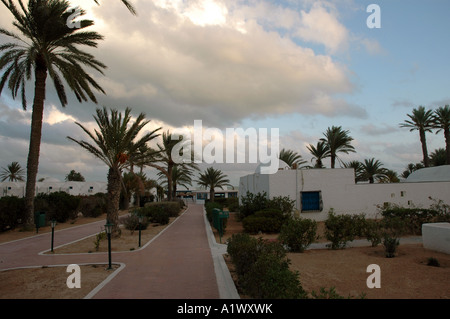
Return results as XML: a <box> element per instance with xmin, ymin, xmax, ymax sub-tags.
<box><xmin>0</xmin><ymin>181</ymin><xmax>107</xmax><ymax>198</ymax></box>
<box><xmin>239</xmin><ymin>168</ymin><xmax>450</xmax><ymax>221</ymax></box>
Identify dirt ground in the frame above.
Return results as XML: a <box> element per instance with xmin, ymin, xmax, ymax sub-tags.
<box><xmin>218</xmin><ymin>212</ymin><xmax>450</xmax><ymax>299</ymax></box>
<box><xmin>0</xmin><ymin>209</ymin><xmax>177</xmax><ymax>299</ymax></box>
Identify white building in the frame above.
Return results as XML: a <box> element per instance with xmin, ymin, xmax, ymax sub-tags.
<box><xmin>0</xmin><ymin>181</ymin><xmax>107</xmax><ymax>198</ymax></box>
<box><xmin>239</xmin><ymin>162</ymin><xmax>450</xmax><ymax>221</ymax></box>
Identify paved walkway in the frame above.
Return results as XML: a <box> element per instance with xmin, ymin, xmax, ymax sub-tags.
<box><xmin>0</xmin><ymin>203</ymin><xmax>239</xmax><ymax>299</ymax></box>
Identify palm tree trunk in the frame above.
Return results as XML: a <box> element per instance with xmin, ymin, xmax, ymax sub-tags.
<box><xmin>419</xmin><ymin>129</ymin><xmax>430</xmax><ymax>167</ymax></box>
<box><xmin>167</xmin><ymin>163</ymin><xmax>173</xmax><ymax>201</ymax></box>
<box><xmin>107</xmin><ymin>167</ymin><xmax>122</xmax><ymax>237</ymax></box>
<box><xmin>331</xmin><ymin>154</ymin><xmax>336</xmax><ymax>168</ymax></box>
<box><xmin>209</xmin><ymin>187</ymin><xmax>215</xmax><ymax>202</ymax></box>
<box><xmin>445</xmin><ymin>128</ymin><xmax>450</xmax><ymax>165</ymax></box>
<box><xmin>24</xmin><ymin>61</ymin><xmax>47</xmax><ymax>225</ymax></box>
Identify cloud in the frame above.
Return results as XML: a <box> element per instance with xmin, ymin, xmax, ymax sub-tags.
<box><xmin>359</xmin><ymin>123</ymin><xmax>399</xmax><ymax>136</ymax></box>
<box><xmin>61</xmin><ymin>0</ymin><xmax>363</xmax><ymax>128</ymax></box>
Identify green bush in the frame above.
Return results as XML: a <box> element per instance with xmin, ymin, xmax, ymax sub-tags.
<box><xmin>242</xmin><ymin>252</ymin><xmax>307</xmax><ymax>299</ymax></box>
<box><xmin>382</xmin><ymin>207</ymin><xmax>440</xmax><ymax>235</ymax></box>
<box><xmin>238</xmin><ymin>191</ymin><xmax>269</xmax><ymax>220</ymax></box>
<box><xmin>123</xmin><ymin>214</ymin><xmax>150</xmax><ymax>231</ymax></box>
<box><xmin>324</xmin><ymin>211</ymin><xmax>358</xmax><ymax>249</ymax></box>
<box><xmin>205</xmin><ymin>201</ymin><xmax>223</xmax><ymax>222</ymax></box>
<box><xmin>144</xmin><ymin>201</ymin><xmax>181</xmax><ymax>217</ymax></box>
<box><xmin>34</xmin><ymin>192</ymin><xmax>81</xmax><ymax>223</ymax></box>
<box><xmin>0</xmin><ymin>196</ymin><xmax>26</xmax><ymax>231</ymax></box>
<box><xmin>242</xmin><ymin>209</ymin><xmax>287</xmax><ymax>233</ymax></box>
<box><xmin>151</xmin><ymin>207</ymin><xmax>170</xmax><ymax>225</ymax></box>
<box><xmin>267</xmin><ymin>195</ymin><xmax>295</xmax><ymax>216</ymax></box>
<box><xmin>363</xmin><ymin>219</ymin><xmax>383</xmax><ymax>247</ymax></box>
<box><xmin>78</xmin><ymin>194</ymin><xmax>106</xmax><ymax>218</ymax></box>
<box><xmin>383</xmin><ymin>236</ymin><xmax>399</xmax><ymax>258</ymax></box>
<box><xmin>226</xmin><ymin>233</ymin><xmax>306</xmax><ymax>299</ymax></box>
<box><xmin>279</xmin><ymin>217</ymin><xmax>317</xmax><ymax>252</ymax></box>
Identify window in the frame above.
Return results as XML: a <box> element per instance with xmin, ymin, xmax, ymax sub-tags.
<box><xmin>196</xmin><ymin>192</ymin><xmax>207</xmax><ymax>200</ymax></box>
<box><xmin>301</xmin><ymin>191</ymin><xmax>322</xmax><ymax>212</ymax></box>
<box><xmin>401</xmin><ymin>191</ymin><xmax>405</xmax><ymax>197</ymax></box>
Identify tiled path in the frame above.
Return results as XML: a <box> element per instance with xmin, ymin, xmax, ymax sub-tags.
<box><xmin>0</xmin><ymin>203</ymin><xmax>238</xmax><ymax>299</ymax></box>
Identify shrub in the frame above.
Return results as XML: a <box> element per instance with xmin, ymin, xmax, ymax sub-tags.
<box><xmin>267</xmin><ymin>195</ymin><xmax>295</xmax><ymax>216</ymax></box>
<box><xmin>34</xmin><ymin>192</ymin><xmax>81</xmax><ymax>223</ymax></box>
<box><xmin>151</xmin><ymin>207</ymin><xmax>170</xmax><ymax>225</ymax></box>
<box><xmin>144</xmin><ymin>202</ymin><xmax>181</xmax><ymax>217</ymax></box>
<box><xmin>239</xmin><ymin>191</ymin><xmax>269</xmax><ymax>219</ymax></box>
<box><xmin>78</xmin><ymin>194</ymin><xmax>106</xmax><ymax>218</ymax></box>
<box><xmin>205</xmin><ymin>201</ymin><xmax>223</xmax><ymax>222</ymax></box>
<box><xmin>242</xmin><ymin>252</ymin><xmax>307</xmax><ymax>299</ymax></box>
<box><xmin>279</xmin><ymin>217</ymin><xmax>317</xmax><ymax>252</ymax></box>
<box><xmin>427</xmin><ymin>257</ymin><xmax>440</xmax><ymax>267</ymax></box>
<box><xmin>382</xmin><ymin>207</ymin><xmax>440</xmax><ymax>235</ymax></box>
<box><xmin>324</xmin><ymin>211</ymin><xmax>357</xmax><ymax>249</ymax></box>
<box><xmin>363</xmin><ymin>219</ymin><xmax>383</xmax><ymax>247</ymax></box>
<box><xmin>123</xmin><ymin>214</ymin><xmax>150</xmax><ymax>231</ymax></box>
<box><xmin>242</xmin><ymin>209</ymin><xmax>286</xmax><ymax>233</ymax></box>
<box><xmin>226</xmin><ymin>233</ymin><xmax>306</xmax><ymax>299</ymax></box>
<box><xmin>0</xmin><ymin>196</ymin><xmax>26</xmax><ymax>231</ymax></box>
<box><xmin>383</xmin><ymin>235</ymin><xmax>399</xmax><ymax>258</ymax></box>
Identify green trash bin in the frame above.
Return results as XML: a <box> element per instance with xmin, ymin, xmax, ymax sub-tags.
<box><xmin>212</xmin><ymin>208</ymin><xmax>229</xmax><ymax>243</ymax></box>
<box><xmin>34</xmin><ymin>211</ymin><xmax>46</xmax><ymax>229</ymax></box>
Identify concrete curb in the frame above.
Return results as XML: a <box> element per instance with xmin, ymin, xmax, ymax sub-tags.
<box><xmin>203</xmin><ymin>207</ymin><xmax>240</xmax><ymax>299</ymax></box>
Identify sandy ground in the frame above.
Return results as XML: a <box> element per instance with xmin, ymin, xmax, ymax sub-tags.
<box><xmin>0</xmin><ymin>209</ymin><xmax>178</xmax><ymax>299</ymax></box>
<box><xmin>218</xmin><ymin>212</ymin><xmax>450</xmax><ymax>299</ymax></box>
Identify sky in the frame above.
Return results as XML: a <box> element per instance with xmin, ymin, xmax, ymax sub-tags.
<box><xmin>0</xmin><ymin>0</ymin><xmax>450</xmax><ymax>187</ymax></box>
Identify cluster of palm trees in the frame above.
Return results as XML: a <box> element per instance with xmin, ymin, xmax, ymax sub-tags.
<box><xmin>399</xmin><ymin>105</ymin><xmax>450</xmax><ymax>168</ymax></box>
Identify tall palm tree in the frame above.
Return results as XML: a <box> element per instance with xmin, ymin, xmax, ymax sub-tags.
<box><xmin>307</xmin><ymin>141</ymin><xmax>330</xmax><ymax>168</ymax></box>
<box><xmin>196</xmin><ymin>167</ymin><xmax>232</xmax><ymax>202</ymax></box>
<box><xmin>432</xmin><ymin>105</ymin><xmax>450</xmax><ymax>165</ymax></box>
<box><xmin>93</xmin><ymin>0</ymin><xmax>137</xmax><ymax>15</ymax></box>
<box><xmin>0</xmin><ymin>0</ymin><xmax>106</xmax><ymax>223</ymax></box>
<box><xmin>67</xmin><ymin>107</ymin><xmax>160</xmax><ymax>236</ymax></box>
<box><xmin>320</xmin><ymin>126</ymin><xmax>355</xmax><ymax>168</ymax></box>
<box><xmin>0</xmin><ymin>161</ymin><xmax>25</xmax><ymax>182</ymax></box>
<box><xmin>400</xmin><ymin>106</ymin><xmax>434</xmax><ymax>167</ymax></box>
<box><xmin>359</xmin><ymin>158</ymin><xmax>386</xmax><ymax>183</ymax></box>
<box><xmin>279</xmin><ymin>148</ymin><xmax>308</xmax><ymax>169</ymax></box>
<box><xmin>158</xmin><ymin>165</ymin><xmax>195</xmax><ymax>200</ymax></box>
<box><xmin>150</xmin><ymin>130</ymin><xmax>198</xmax><ymax>201</ymax></box>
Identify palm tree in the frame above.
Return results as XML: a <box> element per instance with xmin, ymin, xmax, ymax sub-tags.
<box><xmin>196</xmin><ymin>167</ymin><xmax>232</xmax><ymax>202</ymax></box>
<box><xmin>93</xmin><ymin>0</ymin><xmax>137</xmax><ymax>15</ymax></box>
<box><xmin>158</xmin><ymin>165</ymin><xmax>195</xmax><ymax>200</ymax></box>
<box><xmin>279</xmin><ymin>148</ymin><xmax>308</xmax><ymax>169</ymax></box>
<box><xmin>67</xmin><ymin>107</ymin><xmax>160</xmax><ymax>236</ymax></box>
<box><xmin>0</xmin><ymin>0</ymin><xmax>106</xmax><ymax>223</ymax></box>
<box><xmin>432</xmin><ymin>105</ymin><xmax>450</xmax><ymax>165</ymax></box>
<box><xmin>343</xmin><ymin>160</ymin><xmax>363</xmax><ymax>183</ymax></box>
<box><xmin>400</xmin><ymin>106</ymin><xmax>434</xmax><ymax>167</ymax></box>
<box><xmin>378</xmin><ymin>169</ymin><xmax>400</xmax><ymax>183</ymax></box>
<box><xmin>320</xmin><ymin>126</ymin><xmax>355</xmax><ymax>168</ymax></box>
<box><xmin>150</xmin><ymin>130</ymin><xmax>198</xmax><ymax>201</ymax></box>
<box><xmin>429</xmin><ymin>148</ymin><xmax>447</xmax><ymax>167</ymax></box>
<box><xmin>307</xmin><ymin>141</ymin><xmax>330</xmax><ymax>168</ymax></box>
<box><xmin>359</xmin><ymin>158</ymin><xmax>386</xmax><ymax>183</ymax></box>
<box><xmin>401</xmin><ymin>162</ymin><xmax>424</xmax><ymax>179</ymax></box>
<box><xmin>0</xmin><ymin>162</ymin><xmax>25</xmax><ymax>182</ymax></box>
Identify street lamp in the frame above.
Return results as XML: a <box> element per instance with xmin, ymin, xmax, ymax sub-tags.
<box><xmin>138</xmin><ymin>215</ymin><xmax>143</xmax><ymax>248</ymax></box>
<box><xmin>50</xmin><ymin>219</ymin><xmax>56</xmax><ymax>252</ymax></box>
<box><xmin>104</xmin><ymin>221</ymin><xmax>113</xmax><ymax>270</ymax></box>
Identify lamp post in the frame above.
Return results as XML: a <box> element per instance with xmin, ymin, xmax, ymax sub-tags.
<box><xmin>104</xmin><ymin>221</ymin><xmax>113</xmax><ymax>270</ymax></box>
<box><xmin>50</xmin><ymin>219</ymin><xmax>56</xmax><ymax>252</ymax></box>
<box><xmin>138</xmin><ymin>215</ymin><xmax>143</xmax><ymax>248</ymax></box>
